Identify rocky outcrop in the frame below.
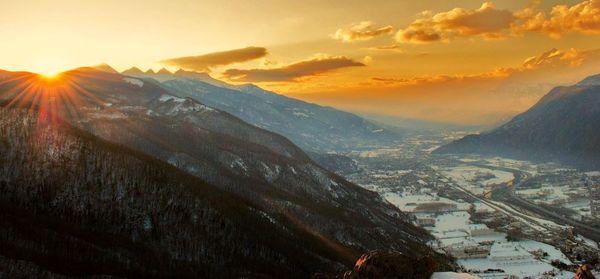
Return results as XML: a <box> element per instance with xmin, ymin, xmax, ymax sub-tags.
<box><xmin>576</xmin><ymin>264</ymin><xmax>596</xmax><ymax>279</ymax></box>
<box><xmin>314</xmin><ymin>251</ymin><xmax>441</xmax><ymax>279</ymax></box>
<box><xmin>344</xmin><ymin>251</ymin><xmax>437</xmax><ymax>279</ymax></box>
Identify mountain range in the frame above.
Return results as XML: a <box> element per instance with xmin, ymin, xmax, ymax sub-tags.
<box><xmin>117</xmin><ymin>66</ymin><xmax>399</xmax><ymax>152</ymax></box>
<box><xmin>435</xmin><ymin>74</ymin><xmax>600</xmax><ymax>169</ymax></box>
<box><xmin>0</xmin><ymin>68</ymin><xmax>444</xmax><ymax>277</ymax></box>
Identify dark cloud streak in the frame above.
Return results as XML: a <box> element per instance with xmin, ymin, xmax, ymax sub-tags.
<box><xmin>160</xmin><ymin>47</ymin><xmax>267</xmax><ymax>71</ymax></box>
<box><xmin>223</xmin><ymin>56</ymin><xmax>365</xmax><ymax>82</ymax></box>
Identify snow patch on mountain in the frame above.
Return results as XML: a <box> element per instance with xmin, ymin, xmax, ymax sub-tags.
<box><xmin>289</xmin><ymin>166</ymin><xmax>298</xmax><ymax>175</ymax></box>
<box><xmin>166</xmin><ymin>103</ymin><xmax>214</xmax><ymax>115</ymax></box>
<box><xmin>123</xmin><ymin>77</ymin><xmax>144</xmax><ymax>87</ymax></box>
<box><xmin>88</xmin><ymin>111</ymin><xmax>127</xmax><ymax>120</ymax></box>
<box><xmin>293</xmin><ymin>111</ymin><xmax>310</xmax><ymax>118</ymax></box>
<box><xmin>159</xmin><ymin>95</ymin><xmax>185</xmax><ymax>103</ymax></box>
<box><xmin>260</xmin><ymin>162</ymin><xmax>281</xmax><ymax>182</ymax></box>
<box><xmin>230</xmin><ymin>157</ymin><xmax>248</xmax><ymax>175</ymax></box>
<box><xmin>158</xmin><ymin>95</ymin><xmax>216</xmax><ymax>116</ymax></box>
<box><xmin>256</xmin><ymin>210</ymin><xmax>277</xmax><ymax>225</ymax></box>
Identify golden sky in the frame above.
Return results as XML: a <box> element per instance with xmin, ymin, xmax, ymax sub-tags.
<box><xmin>2</xmin><ymin>0</ymin><xmax>600</xmax><ymax>125</ymax></box>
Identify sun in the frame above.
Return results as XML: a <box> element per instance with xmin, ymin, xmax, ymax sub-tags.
<box><xmin>36</xmin><ymin>68</ymin><xmax>64</xmax><ymax>80</ymax></box>
<box><xmin>31</xmin><ymin>58</ymin><xmax>67</xmax><ymax>79</ymax></box>
<box><xmin>39</xmin><ymin>72</ymin><xmax>62</xmax><ymax>81</ymax></box>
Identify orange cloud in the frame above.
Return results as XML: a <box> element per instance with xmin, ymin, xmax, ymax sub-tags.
<box><xmin>334</xmin><ymin>21</ymin><xmax>394</xmax><ymax>42</ymax></box>
<box><xmin>522</xmin><ymin>48</ymin><xmax>588</xmax><ymax>68</ymax></box>
<box><xmin>396</xmin><ymin>2</ymin><xmax>514</xmax><ymax>43</ymax></box>
<box><xmin>396</xmin><ymin>1</ymin><xmax>600</xmax><ymax>44</ymax></box>
<box><xmin>515</xmin><ymin>0</ymin><xmax>600</xmax><ymax>38</ymax></box>
<box><xmin>222</xmin><ymin>55</ymin><xmax>365</xmax><ymax>82</ymax></box>
<box><xmin>160</xmin><ymin>47</ymin><xmax>267</xmax><ymax>71</ymax></box>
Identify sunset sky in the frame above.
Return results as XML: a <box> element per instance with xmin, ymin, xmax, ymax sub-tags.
<box><xmin>2</xmin><ymin>0</ymin><xmax>600</xmax><ymax>125</ymax></box>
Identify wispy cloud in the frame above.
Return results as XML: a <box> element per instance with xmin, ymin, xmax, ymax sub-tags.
<box><xmin>333</xmin><ymin>21</ymin><xmax>394</xmax><ymax>42</ymax></box>
<box><xmin>369</xmin><ymin>48</ymin><xmax>597</xmax><ymax>87</ymax></box>
<box><xmin>222</xmin><ymin>55</ymin><xmax>365</xmax><ymax>82</ymax></box>
<box><xmin>366</xmin><ymin>44</ymin><xmax>404</xmax><ymax>53</ymax></box>
<box><xmin>160</xmin><ymin>47</ymin><xmax>268</xmax><ymax>71</ymax></box>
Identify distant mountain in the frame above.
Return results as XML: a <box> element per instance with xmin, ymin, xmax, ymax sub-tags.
<box><xmin>121</xmin><ymin>68</ymin><xmax>399</xmax><ymax>152</ymax></box>
<box><xmin>91</xmin><ymin>63</ymin><xmax>119</xmax><ymax>73</ymax></box>
<box><xmin>577</xmin><ymin>73</ymin><xmax>600</xmax><ymax>86</ymax></box>
<box><xmin>157</xmin><ymin>68</ymin><xmax>172</xmax><ymax>75</ymax></box>
<box><xmin>361</xmin><ymin>113</ymin><xmax>490</xmax><ymax>133</ymax></box>
<box><xmin>121</xmin><ymin>66</ymin><xmax>144</xmax><ymax>75</ymax></box>
<box><xmin>435</xmin><ymin>74</ymin><xmax>600</xmax><ymax>169</ymax></box>
<box><xmin>0</xmin><ymin>68</ymin><xmax>442</xmax><ymax>275</ymax></box>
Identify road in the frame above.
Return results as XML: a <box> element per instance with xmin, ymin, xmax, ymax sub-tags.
<box><xmin>492</xmin><ymin>181</ymin><xmax>600</xmax><ymax>242</ymax></box>
<box><xmin>441</xmin><ymin>158</ymin><xmax>600</xmax><ymax>241</ymax></box>
<box><xmin>437</xmin><ymin>171</ymin><xmax>554</xmax><ymax>233</ymax></box>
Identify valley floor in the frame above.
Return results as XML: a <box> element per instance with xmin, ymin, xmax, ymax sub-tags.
<box><xmin>342</xmin><ymin>132</ymin><xmax>600</xmax><ymax>279</ymax></box>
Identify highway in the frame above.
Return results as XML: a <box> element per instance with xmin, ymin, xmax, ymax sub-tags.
<box><xmin>492</xmin><ymin>180</ymin><xmax>600</xmax><ymax>242</ymax></box>
<box><xmin>441</xmin><ymin>158</ymin><xmax>600</xmax><ymax>242</ymax></box>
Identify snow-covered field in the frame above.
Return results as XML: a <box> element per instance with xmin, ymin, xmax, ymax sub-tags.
<box><xmin>439</xmin><ymin>166</ymin><xmax>513</xmax><ymax>195</ymax></box>
<box><xmin>516</xmin><ymin>184</ymin><xmax>592</xmax><ymax>218</ymax></box>
<box><xmin>383</xmin><ymin>192</ymin><xmax>470</xmax><ymax>212</ymax></box>
<box><xmin>459</xmin><ymin>239</ymin><xmax>575</xmax><ymax>278</ymax></box>
<box><xmin>355</xmin><ymin>147</ymin><xmax>404</xmax><ymax>158</ymax></box>
<box><xmin>586</xmin><ymin>171</ymin><xmax>600</xmax><ymax>177</ymax></box>
<box><xmin>431</xmin><ymin>272</ymin><xmax>480</xmax><ymax>279</ymax></box>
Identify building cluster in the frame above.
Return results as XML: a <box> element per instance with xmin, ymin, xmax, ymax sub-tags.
<box><xmin>444</xmin><ymin>243</ymin><xmax>490</xmax><ymax>259</ymax></box>
<box><xmin>517</xmin><ymin>185</ymin><xmax>588</xmax><ymax>208</ymax></box>
<box><xmin>590</xmin><ymin>184</ymin><xmax>600</xmax><ymax>219</ymax></box>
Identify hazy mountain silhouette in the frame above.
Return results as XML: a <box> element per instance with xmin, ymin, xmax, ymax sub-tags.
<box><xmin>120</xmin><ymin>68</ymin><xmax>400</xmax><ymax>152</ymax></box>
<box><xmin>436</xmin><ymin>74</ymin><xmax>600</xmax><ymax>169</ymax></box>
